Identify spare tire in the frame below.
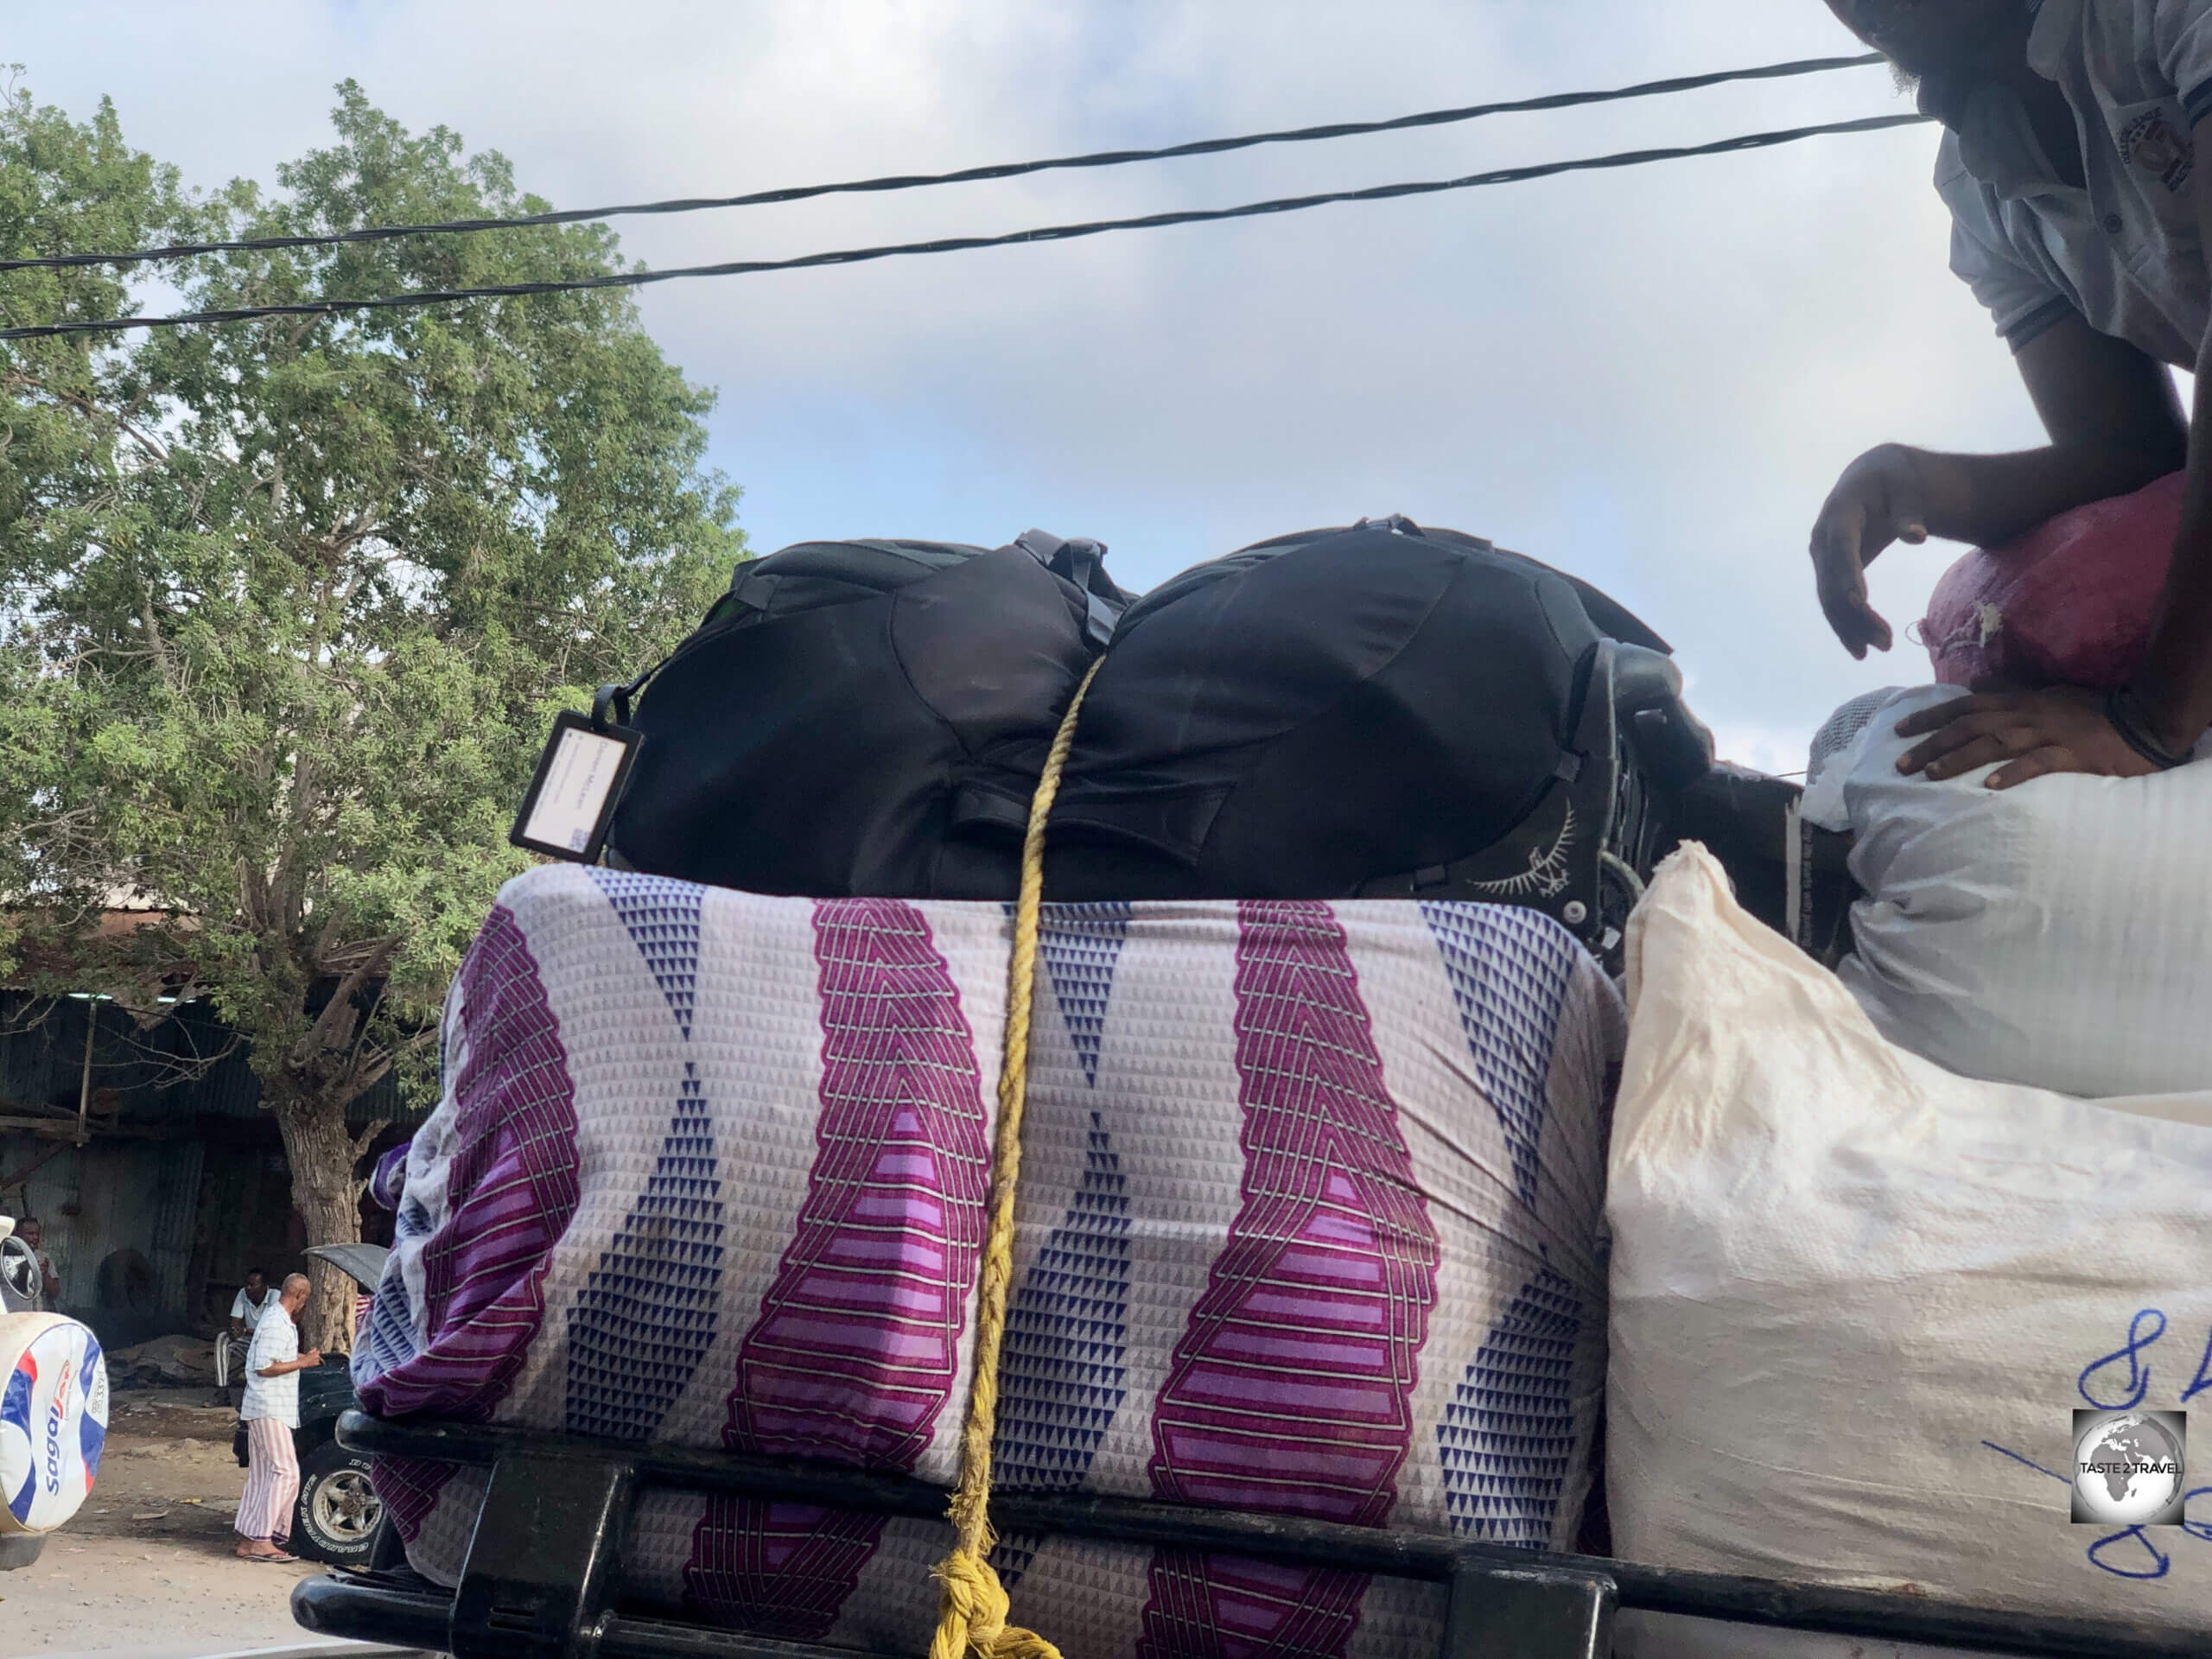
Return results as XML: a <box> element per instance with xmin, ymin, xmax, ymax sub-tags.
<box><xmin>94</xmin><ymin>1249</ymin><xmax>157</xmax><ymax>1313</ymax></box>
<box><xmin>0</xmin><ymin>1313</ymin><xmax>108</xmax><ymax>1535</ymax></box>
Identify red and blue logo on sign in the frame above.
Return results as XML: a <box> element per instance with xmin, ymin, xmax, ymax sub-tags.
<box><xmin>0</xmin><ymin>1319</ymin><xmax>105</xmax><ymax>1532</ymax></box>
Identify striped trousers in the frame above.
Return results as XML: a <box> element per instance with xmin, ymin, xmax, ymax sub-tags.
<box><xmin>236</xmin><ymin>1417</ymin><xmax>300</xmax><ymax>1544</ymax></box>
<box><xmin>213</xmin><ymin>1333</ymin><xmax>249</xmax><ymax>1390</ymax></box>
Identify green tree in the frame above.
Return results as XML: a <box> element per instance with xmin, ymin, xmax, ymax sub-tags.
<box><xmin>0</xmin><ymin>79</ymin><xmax>743</xmax><ymax>1350</ymax></box>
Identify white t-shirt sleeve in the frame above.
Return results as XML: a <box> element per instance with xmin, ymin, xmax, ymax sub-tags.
<box><xmin>1938</xmin><ymin>137</ymin><xmax>2075</xmax><ymax>351</ymax></box>
<box><xmin>2147</xmin><ymin>0</ymin><xmax>2212</xmax><ymax>128</ymax></box>
<box><xmin>230</xmin><ymin>1289</ymin><xmax>248</xmax><ymax>1321</ymax></box>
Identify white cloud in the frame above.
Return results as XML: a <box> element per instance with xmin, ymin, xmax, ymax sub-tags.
<box><xmin>10</xmin><ymin>1</ymin><xmax>2067</xmax><ymax>765</ymax></box>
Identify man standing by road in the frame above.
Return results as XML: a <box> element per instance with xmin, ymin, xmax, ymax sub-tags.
<box><xmin>235</xmin><ymin>1272</ymin><xmax>321</xmax><ymax>1562</ymax></box>
<box><xmin>215</xmin><ymin>1268</ymin><xmax>270</xmax><ymax>1400</ymax></box>
<box><xmin>1815</xmin><ymin>1</ymin><xmax>2212</xmax><ymax>785</ymax></box>
<box><xmin>16</xmin><ymin>1217</ymin><xmax>60</xmax><ymax>1307</ymax></box>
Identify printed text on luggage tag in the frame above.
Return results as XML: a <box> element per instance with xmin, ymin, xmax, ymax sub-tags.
<box><xmin>510</xmin><ymin>710</ymin><xmax>641</xmax><ymax>863</ymax></box>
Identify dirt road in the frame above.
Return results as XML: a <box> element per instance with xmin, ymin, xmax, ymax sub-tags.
<box><xmin>14</xmin><ymin>1387</ymin><xmax>325</xmax><ymax>1656</ymax></box>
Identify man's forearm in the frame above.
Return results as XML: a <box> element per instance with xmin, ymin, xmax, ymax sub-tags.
<box><xmin>2123</xmin><ymin>339</ymin><xmax>2212</xmax><ymax>752</ymax></box>
<box><xmin>1900</xmin><ymin>443</ymin><xmax>2177</xmax><ymax>549</ymax></box>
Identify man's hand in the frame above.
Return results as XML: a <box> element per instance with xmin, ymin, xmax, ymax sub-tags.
<box><xmin>1810</xmin><ymin>444</ymin><xmax>1929</xmax><ymax>658</ymax></box>
<box><xmin>300</xmin><ymin>1349</ymin><xmax>323</xmax><ymax>1369</ymax></box>
<box><xmin>1893</xmin><ymin>687</ymin><xmax>2166</xmax><ymax>788</ymax></box>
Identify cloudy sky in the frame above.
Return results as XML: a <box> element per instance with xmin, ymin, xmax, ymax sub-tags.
<box><xmin>10</xmin><ymin>2</ymin><xmax>2080</xmax><ymax>772</ymax></box>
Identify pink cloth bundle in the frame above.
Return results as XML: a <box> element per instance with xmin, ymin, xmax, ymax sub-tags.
<box><xmin>1923</xmin><ymin>470</ymin><xmax>2181</xmax><ymax>691</ymax></box>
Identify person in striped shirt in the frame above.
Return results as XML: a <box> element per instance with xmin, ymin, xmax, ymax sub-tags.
<box><xmin>235</xmin><ymin>1273</ymin><xmax>321</xmax><ymax>1562</ymax></box>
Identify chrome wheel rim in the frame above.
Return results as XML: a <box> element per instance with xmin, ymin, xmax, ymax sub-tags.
<box><xmin>309</xmin><ymin>1466</ymin><xmax>382</xmax><ymax>1543</ymax></box>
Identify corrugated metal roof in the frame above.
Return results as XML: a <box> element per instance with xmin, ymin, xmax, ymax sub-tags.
<box><xmin>0</xmin><ymin>993</ymin><xmax>430</xmax><ymax>1129</ymax></box>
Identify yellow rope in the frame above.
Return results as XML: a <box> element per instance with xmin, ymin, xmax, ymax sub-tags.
<box><xmin>927</xmin><ymin>658</ymin><xmax>1102</xmax><ymax>1659</ymax></box>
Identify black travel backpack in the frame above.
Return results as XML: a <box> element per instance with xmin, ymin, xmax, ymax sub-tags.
<box><xmin>601</xmin><ymin>531</ymin><xmax>1132</xmax><ymax>899</ymax></box>
<box><xmin>1034</xmin><ymin>518</ymin><xmax>1712</xmax><ymax>951</ymax></box>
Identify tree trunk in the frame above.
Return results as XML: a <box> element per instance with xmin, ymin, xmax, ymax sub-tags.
<box><xmin>271</xmin><ymin>1092</ymin><xmax>378</xmax><ymax>1355</ymax></box>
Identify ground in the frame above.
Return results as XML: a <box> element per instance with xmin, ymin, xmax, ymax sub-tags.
<box><xmin>13</xmin><ymin>1386</ymin><xmax>323</xmax><ymax>1657</ymax></box>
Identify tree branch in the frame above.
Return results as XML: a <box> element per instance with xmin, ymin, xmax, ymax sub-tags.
<box><xmin>340</xmin><ymin>969</ymin><xmax>391</xmax><ymax>1082</ymax></box>
<box><xmin>287</xmin><ymin>935</ymin><xmax>400</xmax><ymax>1080</ymax></box>
<box><xmin>346</xmin><ymin>1116</ymin><xmax>390</xmax><ymax>1167</ymax></box>
<box><xmin>2</xmin><ymin>367</ymin><xmax>171</xmax><ymax>467</ymax></box>
<box><xmin>137</xmin><ymin>582</ymin><xmax>175</xmax><ymax>690</ymax></box>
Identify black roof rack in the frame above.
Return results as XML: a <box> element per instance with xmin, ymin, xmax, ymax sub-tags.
<box><xmin>294</xmin><ymin>1412</ymin><xmax>2203</xmax><ymax>1659</ymax></box>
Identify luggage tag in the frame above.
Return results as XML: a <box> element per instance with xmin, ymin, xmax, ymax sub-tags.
<box><xmin>509</xmin><ymin>692</ymin><xmax>643</xmax><ymax>864</ymax></box>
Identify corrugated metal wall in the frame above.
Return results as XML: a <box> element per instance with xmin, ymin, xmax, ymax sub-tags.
<box><xmin>0</xmin><ymin>1134</ymin><xmax>201</xmax><ymax>1319</ymax></box>
<box><xmin>150</xmin><ymin>1137</ymin><xmax>207</xmax><ymax>1316</ymax></box>
<box><xmin>0</xmin><ymin>990</ymin><xmax>431</xmax><ymax>1344</ymax></box>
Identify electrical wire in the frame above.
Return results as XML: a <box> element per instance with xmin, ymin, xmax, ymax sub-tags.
<box><xmin>0</xmin><ymin>111</ymin><xmax>1934</xmax><ymax>343</ymax></box>
<box><xmin>0</xmin><ymin>53</ymin><xmax>1887</xmax><ymax>276</ymax></box>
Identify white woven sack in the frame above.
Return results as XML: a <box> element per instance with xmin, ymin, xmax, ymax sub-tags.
<box><xmin>1606</xmin><ymin>844</ymin><xmax>2212</xmax><ymax>1659</ymax></box>
<box><xmin>1801</xmin><ymin>684</ymin><xmax>2212</xmax><ymax>1100</ymax></box>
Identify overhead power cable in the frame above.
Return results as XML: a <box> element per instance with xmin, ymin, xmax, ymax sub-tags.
<box><xmin>0</xmin><ymin>53</ymin><xmax>1887</xmax><ymax>276</ymax></box>
<box><xmin>0</xmin><ymin>112</ymin><xmax>1934</xmax><ymax>343</ymax></box>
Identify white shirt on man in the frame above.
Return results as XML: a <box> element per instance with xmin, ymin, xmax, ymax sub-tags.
<box><xmin>238</xmin><ymin>1306</ymin><xmax>300</xmax><ymax>1428</ymax></box>
<box><xmin>230</xmin><ymin>1287</ymin><xmax>270</xmax><ymax>1332</ymax></box>
<box><xmin>1940</xmin><ymin>0</ymin><xmax>2212</xmax><ymax>365</ymax></box>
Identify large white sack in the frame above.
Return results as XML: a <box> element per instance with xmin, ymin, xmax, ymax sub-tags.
<box><xmin>1607</xmin><ymin>844</ymin><xmax>2212</xmax><ymax>1659</ymax></box>
<box><xmin>1801</xmin><ymin>683</ymin><xmax>2212</xmax><ymax>1098</ymax></box>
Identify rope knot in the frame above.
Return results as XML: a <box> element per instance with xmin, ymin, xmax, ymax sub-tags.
<box><xmin>931</xmin><ymin>1551</ymin><xmax>1062</xmax><ymax>1659</ymax></box>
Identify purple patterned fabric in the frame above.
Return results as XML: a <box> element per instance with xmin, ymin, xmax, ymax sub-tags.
<box><xmin>366</xmin><ymin>1454</ymin><xmax>457</xmax><ymax>1550</ymax></box>
<box><xmin>362</xmin><ymin>906</ymin><xmax>582</xmax><ymax>1539</ymax></box>
<box><xmin>683</xmin><ymin>899</ymin><xmax>990</xmax><ymax>1636</ymax></box>
<box><xmin>683</xmin><ymin>1503</ymin><xmax>894</xmax><ymax>1644</ymax></box>
<box><xmin>1137</xmin><ymin>901</ymin><xmax>1440</xmax><ymax>1659</ymax></box>
<box><xmin>353</xmin><ymin>865</ymin><xmax>1624</xmax><ymax>1656</ymax></box>
<box><xmin>368</xmin><ymin>1141</ymin><xmax>412</xmax><ymax>1213</ymax></box>
<box><xmin>565</xmin><ymin>870</ymin><xmax>725</xmax><ymax>1442</ymax></box>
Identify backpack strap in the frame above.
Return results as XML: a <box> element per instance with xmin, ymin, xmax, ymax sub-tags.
<box><xmin>1013</xmin><ymin>528</ymin><xmax>1128</xmax><ymax>649</ymax></box>
<box><xmin>591</xmin><ymin>671</ymin><xmax>652</xmax><ymax>733</ymax></box>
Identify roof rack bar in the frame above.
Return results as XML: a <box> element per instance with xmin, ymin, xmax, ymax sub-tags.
<box><xmin>330</xmin><ymin>1413</ymin><xmax>2206</xmax><ymax>1659</ymax></box>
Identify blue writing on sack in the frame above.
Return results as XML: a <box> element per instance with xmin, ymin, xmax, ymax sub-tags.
<box><xmin>1982</xmin><ymin>1308</ymin><xmax>2209</xmax><ymax>1580</ymax></box>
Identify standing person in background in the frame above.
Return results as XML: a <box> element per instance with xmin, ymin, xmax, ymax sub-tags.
<box><xmin>214</xmin><ymin>1268</ymin><xmax>270</xmax><ymax>1402</ymax></box>
<box><xmin>16</xmin><ymin>1217</ymin><xmax>60</xmax><ymax>1308</ymax></box>
<box><xmin>235</xmin><ymin>1273</ymin><xmax>320</xmax><ymax>1562</ymax></box>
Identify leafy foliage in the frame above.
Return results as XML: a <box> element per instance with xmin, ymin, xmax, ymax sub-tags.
<box><xmin>0</xmin><ymin>78</ymin><xmax>743</xmax><ymax>1339</ymax></box>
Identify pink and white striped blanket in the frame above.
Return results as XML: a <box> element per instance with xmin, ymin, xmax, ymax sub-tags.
<box><xmin>354</xmin><ymin>865</ymin><xmax>1622</xmax><ymax>1659</ymax></box>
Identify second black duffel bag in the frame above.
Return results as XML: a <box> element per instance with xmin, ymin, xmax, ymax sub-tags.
<box><xmin>1024</xmin><ymin>516</ymin><xmax>1712</xmax><ymax>952</ymax></box>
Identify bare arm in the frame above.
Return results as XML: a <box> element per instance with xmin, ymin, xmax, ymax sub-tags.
<box><xmin>255</xmin><ymin>1349</ymin><xmax>323</xmax><ymax>1377</ymax></box>
<box><xmin>1891</xmin><ymin>115</ymin><xmax>2212</xmax><ymax>787</ymax></box>
<box><xmin>1810</xmin><ymin>316</ymin><xmax>2186</xmax><ymax>657</ymax></box>
<box><xmin>2120</xmin><ymin>131</ymin><xmax>2212</xmax><ymax>753</ymax></box>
